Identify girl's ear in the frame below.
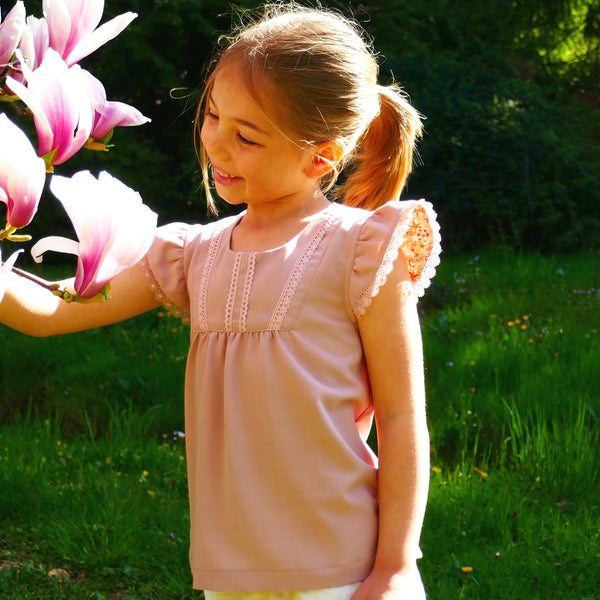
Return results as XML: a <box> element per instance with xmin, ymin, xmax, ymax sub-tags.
<box><xmin>305</xmin><ymin>140</ymin><xmax>345</xmax><ymax>179</ymax></box>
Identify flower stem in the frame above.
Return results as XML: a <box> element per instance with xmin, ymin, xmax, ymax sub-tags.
<box><xmin>11</xmin><ymin>266</ymin><xmax>68</xmax><ymax>300</ymax></box>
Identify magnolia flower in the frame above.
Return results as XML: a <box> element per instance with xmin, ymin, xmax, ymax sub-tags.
<box><xmin>43</xmin><ymin>0</ymin><xmax>136</xmax><ymax>66</ymax></box>
<box><xmin>78</xmin><ymin>69</ymin><xmax>150</xmax><ymax>142</ymax></box>
<box><xmin>0</xmin><ymin>247</ymin><xmax>22</xmax><ymax>302</ymax></box>
<box><xmin>7</xmin><ymin>48</ymin><xmax>92</xmax><ymax>167</ymax></box>
<box><xmin>16</xmin><ymin>15</ymin><xmax>49</xmax><ymax>75</ymax></box>
<box><xmin>0</xmin><ymin>113</ymin><xmax>46</xmax><ymax>231</ymax></box>
<box><xmin>31</xmin><ymin>170</ymin><xmax>157</xmax><ymax>299</ymax></box>
<box><xmin>0</xmin><ymin>1</ymin><xmax>25</xmax><ymax>67</ymax></box>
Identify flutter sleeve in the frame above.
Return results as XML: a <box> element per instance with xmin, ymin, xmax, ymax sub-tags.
<box><xmin>139</xmin><ymin>222</ymin><xmax>191</xmax><ymax>322</ymax></box>
<box><xmin>350</xmin><ymin>200</ymin><xmax>441</xmax><ymax>318</ymax></box>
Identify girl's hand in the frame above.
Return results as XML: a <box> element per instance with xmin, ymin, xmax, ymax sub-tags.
<box><xmin>351</xmin><ymin>565</ymin><xmax>426</xmax><ymax>600</ymax></box>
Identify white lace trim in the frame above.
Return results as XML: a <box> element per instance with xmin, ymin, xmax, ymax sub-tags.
<box><xmin>198</xmin><ymin>221</ymin><xmax>228</xmax><ymax>331</ymax></box>
<box><xmin>225</xmin><ymin>253</ymin><xmax>242</xmax><ymax>332</ymax></box>
<box><xmin>139</xmin><ymin>256</ymin><xmax>190</xmax><ymax>324</ymax></box>
<box><xmin>268</xmin><ymin>212</ymin><xmax>335</xmax><ymax>330</ymax></box>
<box><xmin>239</xmin><ymin>253</ymin><xmax>256</xmax><ymax>333</ymax></box>
<box><xmin>354</xmin><ymin>200</ymin><xmax>441</xmax><ymax>318</ymax></box>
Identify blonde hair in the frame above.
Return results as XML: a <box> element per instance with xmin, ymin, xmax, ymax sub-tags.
<box><xmin>194</xmin><ymin>3</ymin><xmax>423</xmax><ymax>212</ymax></box>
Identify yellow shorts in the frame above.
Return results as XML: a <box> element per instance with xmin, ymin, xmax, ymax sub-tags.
<box><xmin>204</xmin><ymin>582</ymin><xmax>361</xmax><ymax>600</ymax></box>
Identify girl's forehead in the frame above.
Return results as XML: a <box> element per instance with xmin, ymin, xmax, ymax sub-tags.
<box><xmin>210</xmin><ymin>61</ymin><xmax>279</xmax><ymax>132</ymax></box>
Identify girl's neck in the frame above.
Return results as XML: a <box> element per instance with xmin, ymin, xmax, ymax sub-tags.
<box><xmin>230</xmin><ymin>193</ymin><xmax>330</xmax><ymax>252</ymax></box>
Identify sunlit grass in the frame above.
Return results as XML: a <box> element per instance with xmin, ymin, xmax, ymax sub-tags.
<box><xmin>419</xmin><ymin>248</ymin><xmax>599</xmax><ymax>598</ymax></box>
<box><xmin>0</xmin><ymin>248</ymin><xmax>598</xmax><ymax>598</ymax></box>
<box><xmin>0</xmin><ymin>414</ymin><xmax>196</xmax><ymax>599</ymax></box>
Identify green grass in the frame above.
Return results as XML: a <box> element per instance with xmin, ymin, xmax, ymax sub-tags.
<box><xmin>0</xmin><ymin>413</ymin><xmax>196</xmax><ymax>599</ymax></box>
<box><xmin>0</xmin><ymin>248</ymin><xmax>598</xmax><ymax>599</ymax></box>
<box><xmin>419</xmin><ymin>248</ymin><xmax>599</xmax><ymax>599</ymax></box>
<box><xmin>0</xmin><ymin>307</ymin><xmax>189</xmax><ymax>434</ymax></box>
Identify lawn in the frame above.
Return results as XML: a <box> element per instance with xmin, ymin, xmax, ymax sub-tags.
<box><xmin>0</xmin><ymin>248</ymin><xmax>598</xmax><ymax>599</ymax></box>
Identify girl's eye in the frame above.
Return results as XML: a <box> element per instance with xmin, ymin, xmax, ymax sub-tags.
<box><xmin>206</xmin><ymin>109</ymin><xmax>218</xmax><ymax>120</ymax></box>
<box><xmin>238</xmin><ymin>133</ymin><xmax>257</xmax><ymax>146</ymax></box>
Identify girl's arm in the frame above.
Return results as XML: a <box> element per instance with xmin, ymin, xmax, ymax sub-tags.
<box><xmin>0</xmin><ymin>262</ymin><xmax>161</xmax><ymax>336</ymax></box>
<box><xmin>354</xmin><ymin>252</ymin><xmax>429</xmax><ymax>600</ymax></box>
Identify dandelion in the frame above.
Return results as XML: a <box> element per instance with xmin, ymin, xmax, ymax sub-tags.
<box><xmin>105</xmin><ymin>457</ymin><xmax>112</xmax><ymax>465</ymax></box>
<box><xmin>147</xmin><ymin>490</ymin><xmax>155</xmax><ymax>498</ymax></box>
<box><xmin>507</xmin><ymin>321</ymin><xmax>514</xmax><ymax>327</ymax></box>
<box><xmin>461</xmin><ymin>566</ymin><xmax>473</xmax><ymax>574</ymax></box>
<box><xmin>431</xmin><ymin>466</ymin><xmax>441</xmax><ymax>473</ymax></box>
<box><xmin>142</xmin><ymin>470</ymin><xmax>149</xmax><ymax>477</ymax></box>
<box><xmin>520</xmin><ymin>324</ymin><xmax>527</xmax><ymax>330</ymax></box>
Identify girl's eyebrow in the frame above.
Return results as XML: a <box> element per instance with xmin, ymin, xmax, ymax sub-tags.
<box><xmin>208</xmin><ymin>93</ymin><xmax>269</xmax><ymax>135</ymax></box>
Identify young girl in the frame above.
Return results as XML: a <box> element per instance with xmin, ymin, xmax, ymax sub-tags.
<box><xmin>0</xmin><ymin>4</ymin><xmax>440</xmax><ymax>599</ymax></box>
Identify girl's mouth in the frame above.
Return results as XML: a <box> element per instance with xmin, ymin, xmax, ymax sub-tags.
<box><xmin>212</xmin><ymin>166</ymin><xmax>242</xmax><ymax>186</ymax></box>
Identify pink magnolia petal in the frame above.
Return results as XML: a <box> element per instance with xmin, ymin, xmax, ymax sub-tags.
<box><xmin>49</xmin><ymin>171</ymin><xmax>157</xmax><ymax>298</ymax></box>
<box><xmin>49</xmin><ymin>171</ymin><xmax>111</xmax><ymax>243</ymax></box>
<box><xmin>42</xmin><ymin>0</ymin><xmax>71</xmax><ymax>57</ymax></box>
<box><xmin>5</xmin><ymin>162</ymin><xmax>46</xmax><ymax>227</ymax></box>
<box><xmin>60</xmin><ymin>0</ymin><xmax>104</xmax><ymax>59</ymax></box>
<box><xmin>75</xmin><ymin>69</ymin><xmax>149</xmax><ymax>139</ymax></box>
<box><xmin>18</xmin><ymin>15</ymin><xmax>50</xmax><ymax>73</ymax></box>
<box><xmin>75</xmin><ymin>216</ymin><xmax>114</xmax><ymax>296</ymax></box>
<box><xmin>65</xmin><ymin>11</ymin><xmax>136</xmax><ymax>66</ymax></box>
<box><xmin>77</xmin><ymin>68</ymin><xmax>107</xmax><ymax>109</ymax></box>
<box><xmin>7</xmin><ymin>49</ymin><xmax>93</xmax><ymax>164</ymax></box>
<box><xmin>0</xmin><ymin>1</ymin><xmax>25</xmax><ymax>65</ymax></box>
<box><xmin>93</xmin><ymin>101</ymin><xmax>150</xmax><ymax>139</ymax></box>
<box><xmin>5</xmin><ymin>72</ymin><xmax>55</xmax><ymax>156</ymax></box>
<box><xmin>0</xmin><ymin>113</ymin><xmax>46</xmax><ymax>228</ymax></box>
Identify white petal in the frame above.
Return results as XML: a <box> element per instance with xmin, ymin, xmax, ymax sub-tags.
<box><xmin>31</xmin><ymin>236</ymin><xmax>80</xmax><ymax>263</ymax></box>
<box><xmin>0</xmin><ymin>248</ymin><xmax>24</xmax><ymax>301</ymax></box>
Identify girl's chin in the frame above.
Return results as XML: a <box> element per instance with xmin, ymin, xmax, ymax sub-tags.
<box><xmin>213</xmin><ymin>190</ymin><xmax>246</xmax><ymax>207</ymax></box>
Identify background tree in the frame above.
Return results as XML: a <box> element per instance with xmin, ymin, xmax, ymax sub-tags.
<box><xmin>12</xmin><ymin>0</ymin><xmax>600</xmax><ymax>253</ymax></box>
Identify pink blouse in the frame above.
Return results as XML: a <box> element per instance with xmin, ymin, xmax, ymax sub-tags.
<box><xmin>141</xmin><ymin>200</ymin><xmax>441</xmax><ymax>592</ymax></box>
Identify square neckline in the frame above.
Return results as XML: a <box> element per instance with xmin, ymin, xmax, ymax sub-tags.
<box><xmin>226</xmin><ymin>203</ymin><xmax>336</xmax><ymax>255</ymax></box>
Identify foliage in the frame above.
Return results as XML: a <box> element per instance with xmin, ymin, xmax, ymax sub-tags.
<box><xmin>362</xmin><ymin>0</ymin><xmax>600</xmax><ymax>251</ymax></box>
<box><xmin>8</xmin><ymin>0</ymin><xmax>600</xmax><ymax>252</ymax></box>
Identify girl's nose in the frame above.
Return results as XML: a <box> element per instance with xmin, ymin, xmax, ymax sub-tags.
<box><xmin>201</xmin><ymin>122</ymin><xmax>229</xmax><ymax>161</ymax></box>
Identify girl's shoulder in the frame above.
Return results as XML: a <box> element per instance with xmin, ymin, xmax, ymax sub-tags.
<box><xmin>153</xmin><ymin>213</ymin><xmax>241</xmax><ymax>249</ymax></box>
<box><xmin>340</xmin><ymin>200</ymin><xmax>442</xmax><ymax>317</ymax></box>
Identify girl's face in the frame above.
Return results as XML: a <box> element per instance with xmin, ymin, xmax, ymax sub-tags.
<box><xmin>200</xmin><ymin>62</ymin><xmax>320</xmax><ymax>212</ymax></box>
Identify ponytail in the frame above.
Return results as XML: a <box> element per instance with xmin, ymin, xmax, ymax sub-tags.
<box><xmin>195</xmin><ymin>6</ymin><xmax>422</xmax><ymax>213</ymax></box>
<box><xmin>339</xmin><ymin>85</ymin><xmax>423</xmax><ymax>210</ymax></box>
